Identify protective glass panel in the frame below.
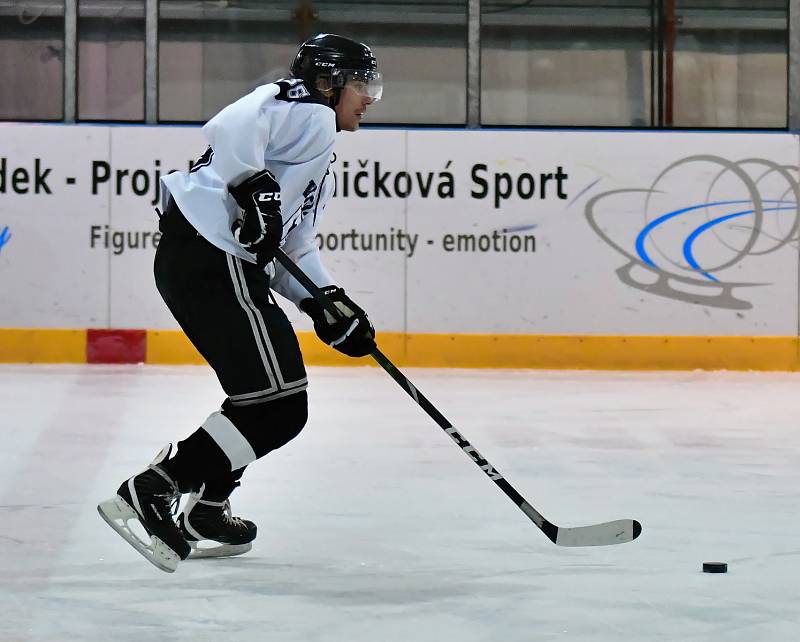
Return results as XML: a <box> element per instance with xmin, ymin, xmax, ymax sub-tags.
<box><xmin>0</xmin><ymin>1</ymin><xmax>65</xmax><ymax>121</ymax></box>
<box><xmin>78</xmin><ymin>0</ymin><xmax>145</xmax><ymax>121</ymax></box>
<box><xmin>671</xmin><ymin>1</ymin><xmax>788</xmax><ymax>128</ymax></box>
<box><xmin>158</xmin><ymin>1</ymin><xmax>298</xmax><ymax>122</ymax></box>
<box><xmin>481</xmin><ymin>0</ymin><xmax>654</xmax><ymax>127</ymax></box>
<box><xmin>313</xmin><ymin>0</ymin><xmax>466</xmax><ymax>124</ymax></box>
<box><xmin>158</xmin><ymin>0</ymin><xmax>466</xmax><ymax>124</ymax></box>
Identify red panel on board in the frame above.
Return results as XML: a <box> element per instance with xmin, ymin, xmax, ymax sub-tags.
<box><xmin>87</xmin><ymin>329</ymin><xmax>147</xmax><ymax>364</ymax></box>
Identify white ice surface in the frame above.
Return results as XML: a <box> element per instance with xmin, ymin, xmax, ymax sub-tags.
<box><xmin>1</xmin><ymin>364</ymin><xmax>799</xmax><ymax>642</ymax></box>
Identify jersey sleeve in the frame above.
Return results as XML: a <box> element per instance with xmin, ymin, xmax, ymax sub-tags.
<box><xmin>270</xmin><ymin>217</ymin><xmax>336</xmax><ymax>306</ymax></box>
<box><xmin>201</xmin><ymin>85</ymin><xmax>282</xmax><ymax>186</ymax></box>
<box><xmin>270</xmin><ymin>173</ymin><xmax>337</xmax><ymax>306</ymax></box>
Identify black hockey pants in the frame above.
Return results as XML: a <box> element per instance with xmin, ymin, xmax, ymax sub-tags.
<box><xmin>155</xmin><ymin>201</ymin><xmax>309</xmax><ymax>490</ymax></box>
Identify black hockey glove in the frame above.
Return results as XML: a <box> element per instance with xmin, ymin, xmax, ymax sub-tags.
<box><xmin>300</xmin><ymin>286</ymin><xmax>376</xmax><ymax>358</ymax></box>
<box><xmin>229</xmin><ymin>169</ymin><xmax>283</xmax><ymax>268</ymax></box>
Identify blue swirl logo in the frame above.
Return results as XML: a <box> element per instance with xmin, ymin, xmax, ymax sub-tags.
<box><xmin>0</xmin><ymin>226</ymin><xmax>10</xmax><ymax>255</ymax></box>
<box><xmin>585</xmin><ymin>155</ymin><xmax>799</xmax><ymax>309</ymax></box>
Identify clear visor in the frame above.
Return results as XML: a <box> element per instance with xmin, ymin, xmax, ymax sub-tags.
<box><xmin>335</xmin><ymin>69</ymin><xmax>383</xmax><ymax>101</ymax></box>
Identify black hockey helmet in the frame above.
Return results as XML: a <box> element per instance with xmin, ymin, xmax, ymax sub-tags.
<box><xmin>290</xmin><ymin>33</ymin><xmax>382</xmax><ymax>104</ymax></box>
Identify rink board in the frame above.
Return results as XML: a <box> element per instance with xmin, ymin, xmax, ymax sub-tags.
<box><xmin>1</xmin><ymin>124</ymin><xmax>799</xmax><ymax>367</ymax></box>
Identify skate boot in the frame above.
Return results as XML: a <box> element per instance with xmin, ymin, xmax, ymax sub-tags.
<box><xmin>98</xmin><ymin>445</ymin><xmax>190</xmax><ymax>573</ymax></box>
<box><xmin>177</xmin><ymin>481</ymin><xmax>256</xmax><ymax>558</ymax></box>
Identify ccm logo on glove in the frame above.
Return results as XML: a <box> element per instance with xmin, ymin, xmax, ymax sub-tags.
<box><xmin>300</xmin><ymin>286</ymin><xmax>376</xmax><ymax>358</ymax></box>
<box><xmin>229</xmin><ymin>169</ymin><xmax>283</xmax><ymax>268</ymax></box>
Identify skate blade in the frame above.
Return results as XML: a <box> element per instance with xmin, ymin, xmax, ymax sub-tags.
<box><xmin>97</xmin><ymin>496</ymin><xmax>180</xmax><ymax>573</ymax></box>
<box><xmin>188</xmin><ymin>541</ymin><xmax>253</xmax><ymax>559</ymax></box>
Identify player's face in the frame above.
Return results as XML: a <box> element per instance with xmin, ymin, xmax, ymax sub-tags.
<box><xmin>335</xmin><ymin>85</ymin><xmax>374</xmax><ymax>132</ymax></box>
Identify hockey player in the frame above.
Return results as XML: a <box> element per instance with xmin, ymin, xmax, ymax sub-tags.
<box><xmin>98</xmin><ymin>34</ymin><xmax>382</xmax><ymax>572</ymax></box>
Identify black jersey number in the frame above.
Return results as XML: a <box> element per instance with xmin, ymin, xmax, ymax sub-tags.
<box><xmin>276</xmin><ymin>79</ymin><xmax>312</xmax><ymax>102</ymax></box>
<box><xmin>190</xmin><ymin>146</ymin><xmax>214</xmax><ymax>173</ymax></box>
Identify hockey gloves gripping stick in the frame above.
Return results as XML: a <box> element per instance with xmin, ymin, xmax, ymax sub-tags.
<box><xmin>229</xmin><ymin>169</ymin><xmax>283</xmax><ymax>268</ymax></box>
<box><xmin>300</xmin><ymin>286</ymin><xmax>376</xmax><ymax>357</ymax></box>
<box><xmin>276</xmin><ymin>248</ymin><xmax>642</xmax><ymax>548</ymax></box>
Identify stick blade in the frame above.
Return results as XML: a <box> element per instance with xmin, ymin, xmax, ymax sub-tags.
<box><xmin>554</xmin><ymin>519</ymin><xmax>641</xmax><ymax>547</ymax></box>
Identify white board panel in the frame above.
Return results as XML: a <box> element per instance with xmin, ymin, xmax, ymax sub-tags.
<box><xmin>406</xmin><ymin>130</ymin><xmax>800</xmax><ymax>335</ymax></box>
<box><xmin>0</xmin><ymin>125</ymin><xmax>110</xmax><ymax>326</ymax></box>
<box><xmin>107</xmin><ymin>126</ymin><xmax>206</xmax><ymax>329</ymax></box>
<box><xmin>1</xmin><ymin>124</ymin><xmax>798</xmax><ymax>337</ymax></box>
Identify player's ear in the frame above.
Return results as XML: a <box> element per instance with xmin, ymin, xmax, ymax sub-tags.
<box><xmin>315</xmin><ymin>76</ymin><xmax>333</xmax><ymax>96</ymax></box>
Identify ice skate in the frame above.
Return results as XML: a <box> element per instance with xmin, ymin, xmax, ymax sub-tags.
<box><xmin>178</xmin><ymin>481</ymin><xmax>256</xmax><ymax>559</ymax></box>
<box><xmin>98</xmin><ymin>445</ymin><xmax>190</xmax><ymax>573</ymax></box>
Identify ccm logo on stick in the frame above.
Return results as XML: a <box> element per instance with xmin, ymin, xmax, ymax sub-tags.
<box><xmin>445</xmin><ymin>426</ymin><xmax>503</xmax><ymax>480</ymax></box>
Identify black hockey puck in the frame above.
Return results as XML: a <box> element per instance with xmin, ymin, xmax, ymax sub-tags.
<box><xmin>702</xmin><ymin>562</ymin><xmax>727</xmax><ymax>574</ymax></box>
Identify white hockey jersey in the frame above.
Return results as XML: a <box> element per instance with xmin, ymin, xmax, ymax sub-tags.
<box><xmin>160</xmin><ymin>79</ymin><xmax>337</xmax><ymax>305</ymax></box>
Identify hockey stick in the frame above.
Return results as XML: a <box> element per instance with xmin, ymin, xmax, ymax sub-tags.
<box><xmin>275</xmin><ymin>249</ymin><xmax>641</xmax><ymax>547</ymax></box>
